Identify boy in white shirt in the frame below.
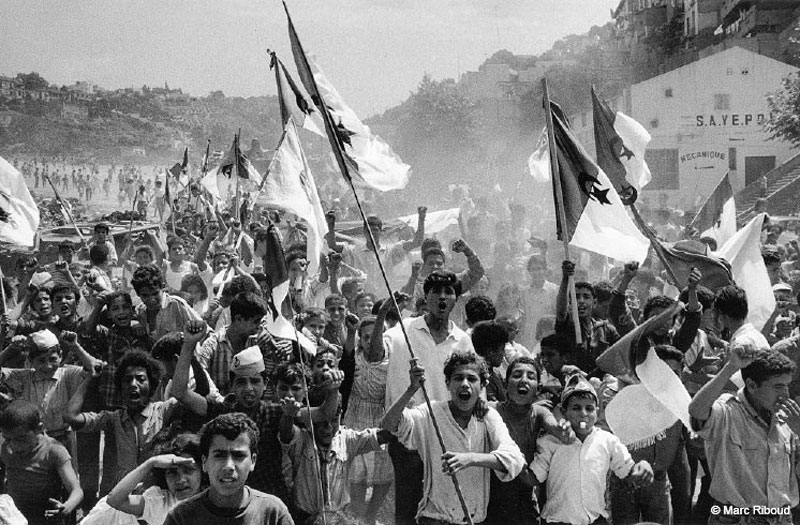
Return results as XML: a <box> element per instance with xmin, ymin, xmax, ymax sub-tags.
<box><xmin>382</xmin><ymin>351</ymin><xmax>525</xmax><ymax>525</ymax></box>
<box><xmin>530</xmin><ymin>374</ymin><xmax>654</xmax><ymax>525</ymax></box>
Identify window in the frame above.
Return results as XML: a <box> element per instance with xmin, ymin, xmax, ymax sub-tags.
<box><xmin>729</xmin><ymin>147</ymin><xmax>737</xmax><ymax>171</ymax></box>
<box><xmin>714</xmin><ymin>94</ymin><xmax>730</xmax><ymax>110</ymax></box>
<box><xmin>650</xmin><ymin>118</ymin><xmax>659</xmax><ymax>128</ymax></box>
<box><xmin>644</xmin><ymin>149</ymin><xmax>679</xmax><ymax>190</ymax></box>
<box><xmin>665</xmin><ymin>88</ymin><xmax>673</xmax><ymax>98</ymax></box>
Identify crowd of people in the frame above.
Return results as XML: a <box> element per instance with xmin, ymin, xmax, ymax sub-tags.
<box><xmin>2</xmin><ymin>157</ymin><xmax>800</xmax><ymax>525</ymax></box>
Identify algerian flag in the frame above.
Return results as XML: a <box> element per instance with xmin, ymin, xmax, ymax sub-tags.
<box><xmin>257</xmin><ymin>119</ymin><xmax>327</xmax><ymax>277</ymax></box>
<box><xmin>0</xmin><ymin>156</ymin><xmax>40</xmax><ymax>247</ymax></box>
<box><xmin>690</xmin><ymin>173</ymin><xmax>736</xmax><ymax>247</ymax></box>
<box><xmin>592</xmin><ymin>87</ymin><xmax>652</xmax><ymax>205</ymax></box>
<box><xmin>550</xmin><ymin>107</ymin><xmax>650</xmax><ymax>263</ymax></box>
<box><xmin>286</xmin><ymin>4</ymin><xmax>410</xmax><ymax>192</ymax></box>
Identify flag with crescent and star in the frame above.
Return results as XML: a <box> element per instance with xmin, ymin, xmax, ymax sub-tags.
<box><xmin>592</xmin><ymin>87</ymin><xmax>652</xmax><ymax>205</ymax></box>
<box><xmin>285</xmin><ymin>2</ymin><xmax>409</xmax><ymax>192</ymax></box>
<box><xmin>550</xmin><ymin>105</ymin><xmax>650</xmax><ymax>263</ymax></box>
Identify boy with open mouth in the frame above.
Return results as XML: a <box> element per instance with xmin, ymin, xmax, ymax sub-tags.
<box><xmin>382</xmin><ymin>351</ymin><xmax>525</xmax><ymax>525</ymax></box>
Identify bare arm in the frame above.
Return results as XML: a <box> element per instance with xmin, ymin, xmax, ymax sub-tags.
<box><xmin>325</xmin><ymin>211</ymin><xmax>345</xmax><ymax>253</ymax></box>
<box><xmin>367</xmin><ymin>300</ymin><xmax>392</xmax><ymax>363</ymax></box>
<box><xmin>400</xmin><ymin>207</ymin><xmax>426</xmax><ymax>252</ymax></box>
<box><xmin>51</xmin><ymin>459</ymin><xmax>83</xmax><ymax>517</ymax></box>
<box><xmin>107</xmin><ymin>454</ymin><xmax>194</xmax><ymax>517</ymax></box>
<box><xmin>556</xmin><ymin>261</ymin><xmax>573</xmax><ymax>323</ymax></box>
<box><xmin>689</xmin><ymin>347</ymin><xmax>754</xmax><ymax>423</ymax></box>
<box><xmin>382</xmin><ymin>360</ymin><xmax>424</xmax><ymax>433</ymax></box>
<box><xmin>173</xmin><ymin>322</ymin><xmax>209</xmax><ymax>416</ymax></box>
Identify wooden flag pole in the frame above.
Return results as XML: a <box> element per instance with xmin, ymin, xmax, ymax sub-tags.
<box><xmin>542</xmin><ymin>78</ymin><xmax>583</xmax><ymax>345</ymax></box>
<box><xmin>628</xmin><ymin>203</ymin><xmax>681</xmax><ymax>287</ymax></box>
<box><xmin>0</xmin><ymin>265</ymin><xmax>7</xmax><ymax>315</ymax></box>
<box><xmin>282</xmin><ymin>5</ymin><xmax>473</xmax><ymax>522</ymax></box>
<box><xmin>234</xmin><ymin>131</ymin><xmax>241</xmax><ymax>221</ymax></box>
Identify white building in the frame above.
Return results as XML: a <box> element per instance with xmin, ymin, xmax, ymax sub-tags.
<box><xmin>573</xmin><ymin>46</ymin><xmax>798</xmax><ymax>209</ymax></box>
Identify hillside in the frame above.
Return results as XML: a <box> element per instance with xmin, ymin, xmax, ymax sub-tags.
<box><xmin>0</xmin><ymin>84</ymin><xmax>284</xmax><ymax>163</ymax></box>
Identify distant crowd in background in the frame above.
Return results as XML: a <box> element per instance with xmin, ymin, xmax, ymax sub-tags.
<box><xmin>0</xmin><ymin>153</ymin><xmax>800</xmax><ymax>525</ymax></box>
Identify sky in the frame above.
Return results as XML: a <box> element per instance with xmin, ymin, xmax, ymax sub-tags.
<box><xmin>0</xmin><ymin>0</ymin><xmax>620</xmax><ymax>116</ymax></box>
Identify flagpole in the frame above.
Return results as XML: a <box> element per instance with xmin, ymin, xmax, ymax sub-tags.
<box><xmin>234</xmin><ymin>131</ymin><xmax>241</xmax><ymax>223</ymax></box>
<box><xmin>128</xmin><ymin>189</ymin><xmax>139</xmax><ymax>242</ymax></box>
<box><xmin>628</xmin><ymin>203</ymin><xmax>681</xmax><ymax>287</ymax></box>
<box><xmin>201</xmin><ymin>138</ymin><xmax>213</xmax><ymax>221</ymax></box>
<box><xmin>165</xmin><ymin>168</ymin><xmax>176</xmax><ymax>234</ymax></box>
<box><xmin>542</xmin><ymin>78</ymin><xmax>583</xmax><ymax>346</ymax></box>
<box><xmin>0</xmin><ymin>265</ymin><xmax>7</xmax><ymax>315</ymax></box>
<box><xmin>283</xmin><ymin>4</ymin><xmax>473</xmax><ymax>523</ymax></box>
<box><xmin>43</xmin><ymin>172</ymin><xmax>88</xmax><ymax>250</ymax></box>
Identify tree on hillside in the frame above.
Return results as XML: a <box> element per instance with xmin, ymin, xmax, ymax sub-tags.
<box><xmin>16</xmin><ymin>72</ymin><xmax>49</xmax><ymax>91</ymax></box>
<box><xmin>397</xmin><ymin>74</ymin><xmax>477</xmax><ymax>152</ymax></box>
<box><xmin>766</xmin><ymin>71</ymin><xmax>800</xmax><ymax>145</ymax></box>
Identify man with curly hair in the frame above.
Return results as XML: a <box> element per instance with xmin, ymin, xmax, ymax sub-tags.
<box><xmin>66</xmin><ymin>350</ymin><xmax>185</xmax><ymax>496</ymax></box>
<box><xmin>690</xmin><ymin>349</ymin><xmax>800</xmax><ymax>524</ymax></box>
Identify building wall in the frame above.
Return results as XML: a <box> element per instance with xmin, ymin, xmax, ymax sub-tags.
<box><xmin>570</xmin><ymin>46</ymin><xmax>798</xmax><ymax>210</ymax></box>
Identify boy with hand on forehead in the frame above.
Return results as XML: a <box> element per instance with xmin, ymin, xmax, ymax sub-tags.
<box><xmin>530</xmin><ymin>374</ymin><xmax>654</xmax><ymax>525</ymax></box>
<box><xmin>382</xmin><ymin>351</ymin><xmax>525</xmax><ymax>525</ymax></box>
<box><xmin>163</xmin><ymin>412</ymin><xmax>294</xmax><ymax>525</ymax></box>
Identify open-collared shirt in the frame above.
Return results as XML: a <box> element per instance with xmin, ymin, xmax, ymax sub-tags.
<box><xmin>531</xmin><ymin>427</ymin><xmax>634</xmax><ymax>525</ymax></box>
<box><xmin>694</xmin><ymin>389</ymin><xmax>799</xmax><ymax>509</ymax></box>
<box><xmin>283</xmin><ymin>426</ymin><xmax>381</xmax><ymax>515</ymax></box>
<box><xmin>79</xmin><ymin>398</ymin><xmax>182</xmax><ymax>495</ymax></box>
<box><xmin>396</xmin><ymin>401</ymin><xmax>525</xmax><ymax>524</ymax></box>
<box><xmin>384</xmin><ymin>315</ymin><xmax>474</xmax><ymax>411</ymax></box>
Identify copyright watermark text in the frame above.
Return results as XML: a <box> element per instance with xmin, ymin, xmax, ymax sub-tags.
<box><xmin>710</xmin><ymin>505</ymin><xmax>791</xmax><ymax>517</ymax></box>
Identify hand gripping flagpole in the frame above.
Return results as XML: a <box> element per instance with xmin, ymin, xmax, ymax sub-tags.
<box><xmin>282</xmin><ymin>4</ymin><xmax>474</xmax><ymax>523</ymax></box>
<box><xmin>542</xmin><ymin>78</ymin><xmax>583</xmax><ymax>346</ymax></box>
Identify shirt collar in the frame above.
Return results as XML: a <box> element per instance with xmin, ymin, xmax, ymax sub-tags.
<box><xmin>414</xmin><ymin>317</ymin><xmax>457</xmax><ymax>341</ymax></box>
<box><xmin>734</xmin><ymin>388</ymin><xmax>771</xmax><ymax>427</ymax></box>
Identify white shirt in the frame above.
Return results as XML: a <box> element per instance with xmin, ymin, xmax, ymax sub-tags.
<box><xmin>531</xmin><ymin>428</ymin><xmax>635</xmax><ymax>525</ymax></box>
<box><xmin>384</xmin><ymin>316</ymin><xmax>474</xmax><ymax>411</ymax></box>
<box><xmin>730</xmin><ymin>322</ymin><xmax>770</xmax><ymax>350</ymax></box>
<box><xmin>396</xmin><ymin>401</ymin><xmax>525</xmax><ymax>524</ymax></box>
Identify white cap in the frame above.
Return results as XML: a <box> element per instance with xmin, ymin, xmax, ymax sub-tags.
<box><xmin>773</xmin><ymin>283</ymin><xmax>792</xmax><ymax>293</ymax></box>
<box><xmin>30</xmin><ymin>329</ymin><xmax>59</xmax><ymax>350</ymax></box>
<box><xmin>231</xmin><ymin>346</ymin><xmax>265</xmax><ymax>376</ymax></box>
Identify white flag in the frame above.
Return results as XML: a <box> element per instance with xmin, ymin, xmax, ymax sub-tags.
<box><xmin>0</xmin><ymin>156</ymin><xmax>39</xmax><ymax>247</ymax></box>
<box><xmin>307</xmin><ymin>57</ymin><xmax>410</xmax><ymax>192</ymax></box>
<box><xmin>528</xmin><ymin>128</ymin><xmax>551</xmax><ymax>183</ymax></box>
<box><xmin>257</xmin><ymin>119</ymin><xmax>328</xmax><ymax>277</ymax></box>
<box><xmin>714</xmin><ymin>212</ymin><xmax>775</xmax><ymax>330</ymax></box>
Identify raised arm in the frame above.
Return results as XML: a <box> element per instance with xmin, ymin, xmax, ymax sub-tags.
<box><xmin>400</xmin><ymin>207</ymin><xmax>426</xmax><ymax>252</ymax></box>
<box><xmin>107</xmin><ymin>454</ymin><xmax>195</xmax><ymax>517</ymax></box>
<box><xmin>173</xmin><ymin>321</ymin><xmax>209</xmax><ymax>416</ymax></box>
<box><xmin>367</xmin><ymin>298</ymin><xmax>394</xmax><ymax>363</ymax></box>
<box><xmin>689</xmin><ymin>345</ymin><xmax>755</xmax><ymax>423</ymax></box>
<box><xmin>194</xmin><ymin>223</ymin><xmax>218</xmax><ymax>272</ymax></box>
<box><xmin>326</xmin><ymin>211</ymin><xmax>345</xmax><ymax>253</ymax></box>
<box><xmin>382</xmin><ymin>359</ymin><xmax>424</xmax><ymax>433</ymax></box>
<box><xmin>556</xmin><ymin>260</ymin><xmax>574</xmax><ymax>323</ymax></box>
<box><xmin>452</xmin><ymin>239</ymin><xmax>484</xmax><ymax>293</ymax></box>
